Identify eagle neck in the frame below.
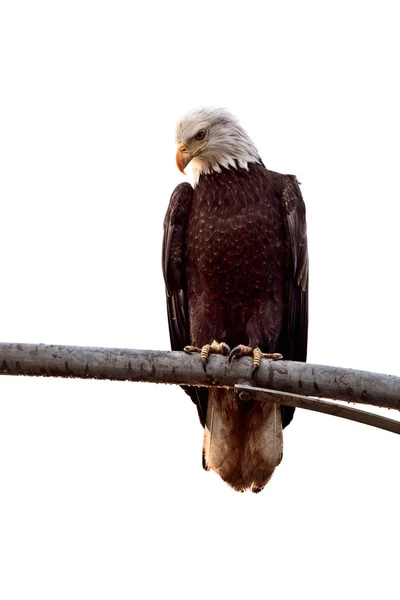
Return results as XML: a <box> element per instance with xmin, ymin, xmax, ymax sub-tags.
<box><xmin>193</xmin><ymin>159</ymin><xmax>261</xmax><ymax>188</ymax></box>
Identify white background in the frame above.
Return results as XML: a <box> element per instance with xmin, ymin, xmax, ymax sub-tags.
<box><xmin>0</xmin><ymin>1</ymin><xmax>399</xmax><ymax>598</ymax></box>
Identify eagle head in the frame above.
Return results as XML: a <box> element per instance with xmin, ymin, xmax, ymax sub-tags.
<box><xmin>175</xmin><ymin>107</ymin><xmax>261</xmax><ymax>184</ymax></box>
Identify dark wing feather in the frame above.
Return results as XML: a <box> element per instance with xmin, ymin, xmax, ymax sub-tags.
<box><xmin>162</xmin><ymin>183</ymin><xmax>192</xmax><ymax>348</ymax></box>
<box><xmin>280</xmin><ymin>175</ymin><xmax>309</xmax><ymax>427</ymax></box>
<box><xmin>162</xmin><ymin>183</ymin><xmax>208</xmax><ymax>426</ymax></box>
<box><xmin>282</xmin><ymin>175</ymin><xmax>308</xmax><ymax>360</ymax></box>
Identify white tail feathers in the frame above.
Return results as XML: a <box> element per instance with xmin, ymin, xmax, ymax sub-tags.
<box><xmin>202</xmin><ymin>388</ymin><xmax>283</xmax><ymax>493</ymax></box>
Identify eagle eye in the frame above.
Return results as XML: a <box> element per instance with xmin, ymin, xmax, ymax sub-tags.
<box><xmin>195</xmin><ymin>129</ymin><xmax>206</xmax><ymax>141</ymax></box>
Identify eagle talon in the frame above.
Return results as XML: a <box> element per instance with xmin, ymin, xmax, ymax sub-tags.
<box><xmin>229</xmin><ymin>345</ymin><xmax>283</xmax><ymax>375</ymax></box>
<box><xmin>228</xmin><ymin>344</ymin><xmax>248</xmax><ymax>363</ymax></box>
<box><xmin>264</xmin><ymin>353</ymin><xmax>283</xmax><ymax>361</ymax></box>
<box><xmin>184</xmin><ymin>345</ymin><xmax>201</xmax><ymax>354</ymax></box>
<box><xmin>252</xmin><ymin>363</ymin><xmax>260</xmax><ymax>377</ymax></box>
<box><xmin>252</xmin><ymin>349</ymin><xmax>283</xmax><ymax>376</ymax></box>
<box><xmin>185</xmin><ymin>341</ymin><xmax>231</xmax><ymax>373</ymax></box>
<box><xmin>218</xmin><ymin>342</ymin><xmax>231</xmax><ymax>356</ymax></box>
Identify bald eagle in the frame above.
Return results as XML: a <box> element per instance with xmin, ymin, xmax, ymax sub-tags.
<box><xmin>162</xmin><ymin>108</ymin><xmax>308</xmax><ymax>492</ymax></box>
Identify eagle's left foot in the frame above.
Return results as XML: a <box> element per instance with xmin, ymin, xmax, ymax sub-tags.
<box><xmin>184</xmin><ymin>340</ymin><xmax>231</xmax><ymax>372</ymax></box>
<box><xmin>228</xmin><ymin>345</ymin><xmax>282</xmax><ymax>376</ymax></box>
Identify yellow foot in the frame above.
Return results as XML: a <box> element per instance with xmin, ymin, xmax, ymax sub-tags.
<box><xmin>228</xmin><ymin>345</ymin><xmax>282</xmax><ymax>376</ymax></box>
<box><xmin>184</xmin><ymin>340</ymin><xmax>231</xmax><ymax>372</ymax></box>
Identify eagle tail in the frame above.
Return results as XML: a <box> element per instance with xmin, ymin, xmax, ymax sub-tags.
<box><xmin>202</xmin><ymin>388</ymin><xmax>283</xmax><ymax>493</ymax></box>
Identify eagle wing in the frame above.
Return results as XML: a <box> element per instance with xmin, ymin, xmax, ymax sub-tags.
<box><xmin>281</xmin><ymin>175</ymin><xmax>309</xmax><ymax>361</ymax></box>
<box><xmin>277</xmin><ymin>175</ymin><xmax>309</xmax><ymax>427</ymax></box>
<box><xmin>162</xmin><ymin>183</ymin><xmax>209</xmax><ymax>426</ymax></box>
<box><xmin>162</xmin><ymin>183</ymin><xmax>192</xmax><ymax>350</ymax></box>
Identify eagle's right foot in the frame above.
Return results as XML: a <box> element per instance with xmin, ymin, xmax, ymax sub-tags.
<box><xmin>229</xmin><ymin>345</ymin><xmax>282</xmax><ymax>376</ymax></box>
<box><xmin>184</xmin><ymin>340</ymin><xmax>231</xmax><ymax>373</ymax></box>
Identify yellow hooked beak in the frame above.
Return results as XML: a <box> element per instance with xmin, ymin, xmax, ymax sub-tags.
<box><xmin>176</xmin><ymin>142</ymin><xmax>192</xmax><ymax>174</ymax></box>
<box><xmin>176</xmin><ymin>140</ymin><xmax>208</xmax><ymax>174</ymax></box>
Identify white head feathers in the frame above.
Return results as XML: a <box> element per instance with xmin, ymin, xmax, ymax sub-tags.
<box><xmin>175</xmin><ymin>107</ymin><xmax>262</xmax><ymax>185</ymax></box>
